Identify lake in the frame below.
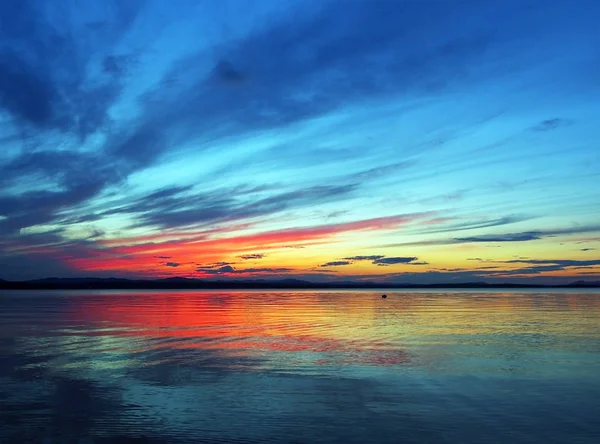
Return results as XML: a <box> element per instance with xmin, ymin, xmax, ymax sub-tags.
<box><xmin>1</xmin><ymin>290</ymin><xmax>599</xmax><ymax>443</ymax></box>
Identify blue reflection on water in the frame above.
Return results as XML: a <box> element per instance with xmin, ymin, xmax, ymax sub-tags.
<box><xmin>1</xmin><ymin>290</ymin><xmax>599</xmax><ymax>443</ymax></box>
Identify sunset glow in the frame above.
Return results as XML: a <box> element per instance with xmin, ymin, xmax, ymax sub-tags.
<box><xmin>1</xmin><ymin>0</ymin><xmax>599</xmax><ymax>284</ymax></box>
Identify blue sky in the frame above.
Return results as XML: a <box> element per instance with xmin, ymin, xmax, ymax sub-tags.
<box><xmin>0</xmin><ymin>0</ymin><xmax>599</xmax><ymax>283</ymax></box>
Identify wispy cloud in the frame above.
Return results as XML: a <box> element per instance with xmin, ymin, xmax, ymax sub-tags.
<box><xmin>456</xmin><ymin>233</ymin><xmax>542</xmax><ymax>243</ymax></box>
<box><xmin>471</xmin><ymin>258</ymin><xmax>600</xmax><ymax>276</ymax></box>
<box><xmin>389</xmin><ymin>226</ymin><xmax>600</xmax><ymax>247</ymax></box>
<box><xmin>530</xmin><ymin>118</ymin><xmax>571</xmax><ymax>132</ymax></box>
<box><xmin>414</xmin><ymin>216</ymin><xmax>530</xmax><ymax>235</ymax></box>
<box><xmin>196</xmin><ymin>265</ymin><xmax>292</xmax><ymax>275</ymax></box>
<box><xmin>1</xmin><ymin>0</ymin><xmax>598</xmax><ymax>283</ymax></box>
<box><xmin>343</xmin><ymin>255</ymin><xmax>385</xmax><ymax>261</ymax></box>
<box><xmin>321</xmin><ymin>255</ymin><xmax>424</xmax><ymax>268</ymax></box>
<box><xmin>58</xmin><ymin>214</ymin><xmax>429</xmax><ymax>275</ymax></box>
<box><xmin>373</xmin><ymin>257</ymin><xmax>419</xmax><ymax>266</ymax></box>
<box><xmin>121</xmin><ymin>184</ymin><xmax>359</xmax><ymax>230</ymax></box>
<box><xmin>239</xmin><ymin>254</ymin><xmax>266</xmax><ymax>260</ymax></box>
<box><xmin>320</xmin><ymin>261</ymin><xmax>351</xmax><ymax>267</ymax></box>
<box><xmin>503</xmin><ymin>259</ymin><xmax>600</xmax><ymax>267</ymax></box>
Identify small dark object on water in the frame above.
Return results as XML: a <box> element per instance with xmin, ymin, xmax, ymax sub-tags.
<box><xmin>381</xmin><ymin>294</ymin><xmax>387</xmax><ymax>299</ymax></box>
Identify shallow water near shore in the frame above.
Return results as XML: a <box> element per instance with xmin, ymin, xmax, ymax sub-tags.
<box><xmin>1</xmin><ymin>289</ymin><xmax>599</xmax><ymax>443</ymax></box>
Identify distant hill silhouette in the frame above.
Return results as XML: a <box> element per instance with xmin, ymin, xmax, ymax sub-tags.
<box><xmin>567</xmin><ymin>280</ymin><xmax>600</xmax><ymax>287</ymax></box>
<box><xmin>0</xmin><ymin>277</ymin><xmax>599</xmax><ymax>290</ymax></box>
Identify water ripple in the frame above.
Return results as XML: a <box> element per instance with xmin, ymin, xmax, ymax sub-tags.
<box><xmin>1</xmin><ymin>290</ymin><xmax>599</xmax><ymax>443</ymax></box>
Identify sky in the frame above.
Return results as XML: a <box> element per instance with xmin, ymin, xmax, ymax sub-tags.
<box><xmin>0</xmin><ymin>0</ymin><xmax>599</xmax><ymax>284</ymax></box>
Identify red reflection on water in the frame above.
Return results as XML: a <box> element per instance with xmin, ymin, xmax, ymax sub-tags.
<box><xmin>70</xmin><ymin>292</ymin><xmax>410</xmax><ymax>367</ymax></box>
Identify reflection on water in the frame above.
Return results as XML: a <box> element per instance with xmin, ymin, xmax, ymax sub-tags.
<box><xmin>1</xmin><ymin>290</ymin><xmax>599</xmax><ymax>443</ymax></box>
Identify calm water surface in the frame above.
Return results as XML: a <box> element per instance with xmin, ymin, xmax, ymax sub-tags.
<box><xmin>1</xmin><ymin>290</ymin><xmax>599</xmax><ymax>443</ymax></box>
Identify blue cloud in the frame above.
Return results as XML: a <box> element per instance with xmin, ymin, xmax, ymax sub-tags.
<box><xmin>390</xmin><ymin>226</ymin><xmax>600</xmax><ymax>248</ymax></box>
<box><xmin>320</xmin><ymin>261</ymin><xmax>351</xmax><ymax>267</ymax></box>
<box><xmin>1</xmin><ymin>0</ymin><xmax>599</xmax><ymax>280</ymax></box>
<box><xmin>196</xmin><ymin>265</ymin><xmax>292</xmax><ymax>275</ymax></box>
<box><xmin>373</xmin><ymin>257</ymin><xmax>419</xmax><ymax>266</ymax></box>
<box><xmin>456</xmin><ymin>233</ymin><xmax>542</xmax><ymax>243</ymax></box>
<box><xmin>530</xmin><ymin>118</ymin><xmax>571</xmax><ymax>132</ymax></box>
<box><xmin>343</xmin><ymin>255</ymin><xmax>384</xmax><ymax>261</ymax></box>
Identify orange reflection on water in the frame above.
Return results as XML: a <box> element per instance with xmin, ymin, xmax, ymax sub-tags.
<box><xmin>68</xmin><ymin>290</ymin><xmax>600</xmax><ymax>369</ymax></box>
<box><xmin>70</xmin><ymin>291</ymin><xmax>413</xmax><ymax>366</ymax></box>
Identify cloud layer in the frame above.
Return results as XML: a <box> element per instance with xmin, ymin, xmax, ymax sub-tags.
<box><xmin>0</xmin><ymin>0</ymin><xmax>599</xmax><ymax>283</ymax></box>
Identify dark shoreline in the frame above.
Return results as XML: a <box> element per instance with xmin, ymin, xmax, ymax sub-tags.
<box><xmin>1</xmin><ymin>277</ymin><xmax>599</xmax><ymax>290</ymax></box>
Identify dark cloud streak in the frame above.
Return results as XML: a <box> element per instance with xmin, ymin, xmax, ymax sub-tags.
<box><xmin>239</xmin><ymin>254</ymin><xmax>265</xmax><ymax>260</ymax></box>
<box><xmin>320</xmin><ymin>261</ymin><xmax>351</xmax><ymax>267</ymax></box>
<box><xmin>389</xmin><ymin>226</ymin><xmax>600</xmax><ymax>247</ymax></box>
<box><xmin>343</xmin><ymin>255</ymin><xmax>385</xmax><ymax>261</ymax></box>
<box><xmin>373</xmin><ymin>257</ymin><xmax>419</xmax><ymax>266</ymax></box>
<box><xmin>320</xmin><ymin>255</ymin><xmax>423</xmax><ymax>267</ymax></box>
<box><xmin>196</xmin><ymin>265</ymin><xmax>292</xmax><ymax>275</ymax></box>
